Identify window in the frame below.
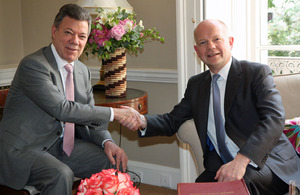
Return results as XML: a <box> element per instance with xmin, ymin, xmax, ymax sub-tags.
<box><xmin>259</xmin><ymin>0</ymin><xmax>300</xmax><ymax>75</ymax></box>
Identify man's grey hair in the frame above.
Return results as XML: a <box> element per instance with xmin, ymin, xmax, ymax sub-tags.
<box><xmin>53</xmin><ymin>3</ymin><xmax>92</xmax><ymax>34</ymax></box>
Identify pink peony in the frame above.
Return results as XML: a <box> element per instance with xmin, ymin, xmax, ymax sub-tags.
<box><xmin>110</xmin><ymin>24</ymin><xmax>126</xmax><ymax>41</ymax></box>
<box><xmin>90</xmin><ymin>28</ymin><xmax>109</xmax><ymax>47</ymax></box>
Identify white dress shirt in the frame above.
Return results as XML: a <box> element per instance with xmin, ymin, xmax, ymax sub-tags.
<box><xmin>50</xmin><ymin>44</ymin><xmax>114</xmax><ymax>146</ymax></box>
<box><xmin>207</xmin><ymin>57</ymin><xmax>257</xmax><ymax>167</ymax></box>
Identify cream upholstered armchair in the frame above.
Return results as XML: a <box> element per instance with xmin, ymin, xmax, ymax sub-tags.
<box><xmin>176</xmin><ymin>119</ymin><xmax>204</xmax><ymax>176</ymax></box>
<box><xmin>176</xmin><ymin>73</ymin><xmax>300</xmax><ymax>175</ymax></box>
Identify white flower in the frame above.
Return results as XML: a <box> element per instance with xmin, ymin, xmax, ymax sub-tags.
<box><xmin>138</xmin><ymin>20</ymin><xmax>144</xmax><ymax>29</ymax></box>
<box><xmin>124</xmin><ymin>20</ymin><xmax>133</xmax><ymax>32</ymax></box>
<box><xmin>98</xmin><ymin>13</ymin><xmax>108</xmax><ymax>24</ymax></box>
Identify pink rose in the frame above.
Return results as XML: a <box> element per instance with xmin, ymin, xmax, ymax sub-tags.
<box><xmin>101</xmin><ymin>174</ymin><xmax>119</xmax><ymax>194</ymax></box>
<box><xmin>87</xmin><ymin>174</ymin><xmax>103</xmax><ymax>189</ymax></box>
<box><xmin>85</xmin><ymin>189</ymin><xmax>103</xmax><ymax>195</ymax></box>
<box><xmin>77</xmin><ymin>169</ymin><xmax>140</xmax><ymax>195</ymax></box>
<box><xmin>77</xmin><ymin>179</ymin><xmax>88</xmax><ymax>194</ymax></box>
<box><xmin>119</xmin><ymin>19</ymin><xmax>131</xmax><ymax>26</ymax></box>
<box><xmin>100</xmin><ymin>169</ymin><xmax>116</xmax><ymax>176</ymax></box>
<box><xmin>110</xmin><ymin>24</ymin><xmax>126</xmax><ymax>41</ymax></box>
<box><xmin>117</xmin><ymin>172</ymin><xmax>133</xmax><ymax>191</ymax></box>
<box><xmin>117</xmin><ymin>186</ymin><xmax>140</xmax><ymax>195</ymax></box>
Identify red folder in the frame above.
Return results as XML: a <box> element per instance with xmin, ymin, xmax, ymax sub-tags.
<box><xmin>177</xmin><ymin>179</ymin><xmax>250</xmax><ymax>195</ymax></box>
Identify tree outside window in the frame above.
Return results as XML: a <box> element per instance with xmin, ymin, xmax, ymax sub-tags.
<box><xmin>266</xmin><ymin>0</ymin><xmax>300</xmax><ymax>75</ymax></box>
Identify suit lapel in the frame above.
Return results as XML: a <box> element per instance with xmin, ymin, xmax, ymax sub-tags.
<box><xmin>44</xmin><ymin>46</ymin><xmax>64</xmax><ymax>94</ymax></box>
<box><xmin>196</xmin><ymin>72</ymin><xmax>211</xmax><ymax>153</ymax></box>
<box><xmin>73</xmin><ymin>61</ymin><xmax>83</xmax><ymax>102</ymax></box>
<box><xmin>224</xmin><ymin>58</ymin><xmax>243</xmax><ymax>117</ymax></box>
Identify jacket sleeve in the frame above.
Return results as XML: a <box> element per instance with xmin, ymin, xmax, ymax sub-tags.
<box><xmin>18</xmin><ymin>54</ymin><xmax>111</xmax><ymax>129</ymax></box>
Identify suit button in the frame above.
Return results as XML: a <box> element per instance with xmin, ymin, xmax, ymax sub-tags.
<box><xmin>42</xmin><ymin>147</ymin><xmax>47</xmax><ymax>151</ymax></box>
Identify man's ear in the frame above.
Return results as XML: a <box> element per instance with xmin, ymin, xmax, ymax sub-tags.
<box><xmin>229</xmin><ymin>37</ymin><xmax>234</xmax><ymax>50</ymax></box>
<box><xmin>51</xmin><ymin>24</ymin><xmax>57</xmax><ymax>40</ymax></box>
<box><xmin>194</xmin><ymin>45</ymin><xmax>199</xmax><ymax>56</ymax></box>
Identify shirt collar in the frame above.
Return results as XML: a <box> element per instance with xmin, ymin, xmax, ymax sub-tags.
<box><xmin>51</xmin><ymin>44</ymin><xmax>74</xmax><ymax>70</ymax></box>
<box><xmin>210</xmin><ymin>57</ymin><xmax>232</xmax><ymax>81</ymax></box>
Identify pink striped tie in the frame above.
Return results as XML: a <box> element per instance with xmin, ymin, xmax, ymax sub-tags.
<box><xmin>63</xmin><ymin>64</ymin><xmax>74</xmax><ymax>157</ymax></box>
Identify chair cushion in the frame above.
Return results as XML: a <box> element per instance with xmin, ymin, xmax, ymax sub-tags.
<box><xmin>283</xmin><ymin>117</ymin><xmax>300</xmax><ymax>155</ymax></box>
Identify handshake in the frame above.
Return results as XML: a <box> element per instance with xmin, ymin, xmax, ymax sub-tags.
<box><xmin>113</xmin><ymin>106</ymin><xmax>146</xmax><ymax>131</ymax></box>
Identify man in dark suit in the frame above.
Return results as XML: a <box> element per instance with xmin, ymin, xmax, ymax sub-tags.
<box><xmin>0</xmin><ymin>4</ymin><xmax>139</xmax><ymax>195</ymax></box>
<box><xmin>133</xmin><ymin>19</ymin><xmax>300</xmax><ymax>194</ymax></box>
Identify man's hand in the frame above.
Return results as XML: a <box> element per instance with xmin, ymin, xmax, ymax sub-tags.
<box><xmin>104</xmin><ymin>141</ymin><xmax>128</xmax><ymax>172</ymax></box>
<box><xmin>214</xmin><ymin>153</ymin><xmax>250</xmax><ymax>182</ymax></box>
<box><xmin>113</xmin><ymin>106</ymin><xmax>145</xmax><ymax>131</ymax></box>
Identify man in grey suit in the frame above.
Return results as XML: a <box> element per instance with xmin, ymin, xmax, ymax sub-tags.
<box><xmin>0</xmin><ymin>4</ymin><xmax>139</xmax><ymax>195</ymax></box>
<box><xmin>130</xmin><ymin>19</ymin><xmax>300</xmax><ymax>194</ymax></box>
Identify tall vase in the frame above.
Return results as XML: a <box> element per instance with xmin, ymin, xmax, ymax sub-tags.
<box><xmin>102</xmin><ymin>48</ymin><xmax>127</xmax><ymax>98</ymax></box>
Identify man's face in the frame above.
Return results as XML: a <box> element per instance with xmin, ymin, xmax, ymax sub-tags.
<box><xmin>194</xmin><ymin>20</ymin><xmax>234</xmax><ymax>73</ymax></box>
<box><xmin>52</xmin><ymin>16</ymin><xmax>89</xmax><ymax>63</ymax></box>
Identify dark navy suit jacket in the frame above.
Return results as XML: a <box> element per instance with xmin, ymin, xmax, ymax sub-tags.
<box><xmin>142</xmin><ymin>57</ymin><xmax>300</xmax><ymax>184</ymax></box>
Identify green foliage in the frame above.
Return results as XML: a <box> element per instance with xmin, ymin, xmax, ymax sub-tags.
<box><xmin>268</xmin><ymin>0</ymin><xmax>300</xmax><ymax>57</ymax></box>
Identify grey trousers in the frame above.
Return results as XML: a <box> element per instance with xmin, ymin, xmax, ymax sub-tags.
<box><xmin>27</xmin><ymin>138</ymin><xmax>112</xmax><ymax>195</ymax></box>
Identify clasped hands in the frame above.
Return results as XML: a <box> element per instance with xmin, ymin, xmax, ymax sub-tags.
<box><xmin>113</xmin><ymin>106</ymin><xmax>146</xmax><ymax>131</ymax></box>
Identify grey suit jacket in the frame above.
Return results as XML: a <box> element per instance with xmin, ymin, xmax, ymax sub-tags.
<box><xmin>142</xmin><ymin>57</ymin><xmax>300</xmax><ymax>184</ymax></box>
<box><xmin>0</xmin><ymin>45</ymin><xmax>112</xmax><ymax>189</ymax></box>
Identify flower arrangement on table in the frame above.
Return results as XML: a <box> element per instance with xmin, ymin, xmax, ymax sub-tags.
<box><xmin>77</xmin><ymin>169</ymin><xmax>140</xmax><ymax>195</ymax></box>
<box><xmin>84</xmin><ymin>7</ymin><xmax>164</xmax><ymax>60</ymax></box>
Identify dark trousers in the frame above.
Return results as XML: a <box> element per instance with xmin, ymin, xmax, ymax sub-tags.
<box><xmin>195</xmin><ymin>149</ymin><xmax>289</xmax><ymax>195</ymax></box>
<box><xmin>27</xmin><ymin>138</ymin><xmax>112</xmax><ymax>195</ymax></box>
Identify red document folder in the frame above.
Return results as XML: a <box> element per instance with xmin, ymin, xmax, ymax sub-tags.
<box><xmin>177</xmin><ymin>179</ymin><xmax>250</xmax><ymax>195</ymax></box>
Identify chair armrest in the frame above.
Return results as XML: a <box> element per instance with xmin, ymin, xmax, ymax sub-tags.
<box><xmin>176</xmin><ymin>119</ymin><xmax>204</xmax><ymax>175</ymax></box>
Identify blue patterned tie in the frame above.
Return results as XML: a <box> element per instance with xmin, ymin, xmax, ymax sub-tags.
<box><xmin>212</xmin><ymin>74</ymin><xmax>233</xmax><ymax>163</ymax></box>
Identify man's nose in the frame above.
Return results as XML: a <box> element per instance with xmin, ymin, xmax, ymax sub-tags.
<box><xmin>207</xmin><ymin>41</ymin><xmax>216</xmax><ymax>49</ymax></box>
<box><xmin>70</xmin><ymin>35</ymin><xmax>79</xmax><ymax>45</ymax></box>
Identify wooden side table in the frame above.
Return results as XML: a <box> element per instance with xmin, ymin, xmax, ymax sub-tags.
<box><xmin>93</xmin><ymin>88</ymin><xmax>148</xmax><ymax>114</ymax></box>
<box><xmin>0</xmin><ymin>88</ymin><xmax>9</xmax><ymax>120</ymax></box>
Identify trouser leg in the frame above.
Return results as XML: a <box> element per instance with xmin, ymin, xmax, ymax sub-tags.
<box><xmin>26</xmin><ymin>151</ymin><xmax>74</xmax><ymax>195</ymax></box>
<box><xmin>244</xmin><ymin>165</ymin><xmax>288</xmax><ymax>195</ymax></box>
<box><xmin>50</xmin><ymin>138</ymin><xmax>113</xmax><ymax>179</ymax></box>
<box><xmin>27</xmin><ymin>138</ymin><xmax>114</xmax><ymax>194</ymax></box>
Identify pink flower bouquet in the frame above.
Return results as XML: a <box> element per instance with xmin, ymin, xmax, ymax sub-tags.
<box><xmin>77</xmin><ymin>169</ymin><xmax>140</xmax><ymax>195</ymax></box>
<box><xmin>84</xmin><ymin>7</ymin><xmax>164</xmax><ymax>60</ymax></box>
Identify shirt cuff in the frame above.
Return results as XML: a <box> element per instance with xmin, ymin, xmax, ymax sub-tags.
<box><xmin>139</xmin><ymin>127</ymin><xmax>147</xmax><ymax>136</ymax></box>
<box><xmin>110</xmin><ymin>107</ymin><xmax>114</xmax><ymax>122</ymax></box>
<box><xmin>102</xmin><ymin>139</ymin><xmax>115</xmax><ymax>148</ymax></box>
